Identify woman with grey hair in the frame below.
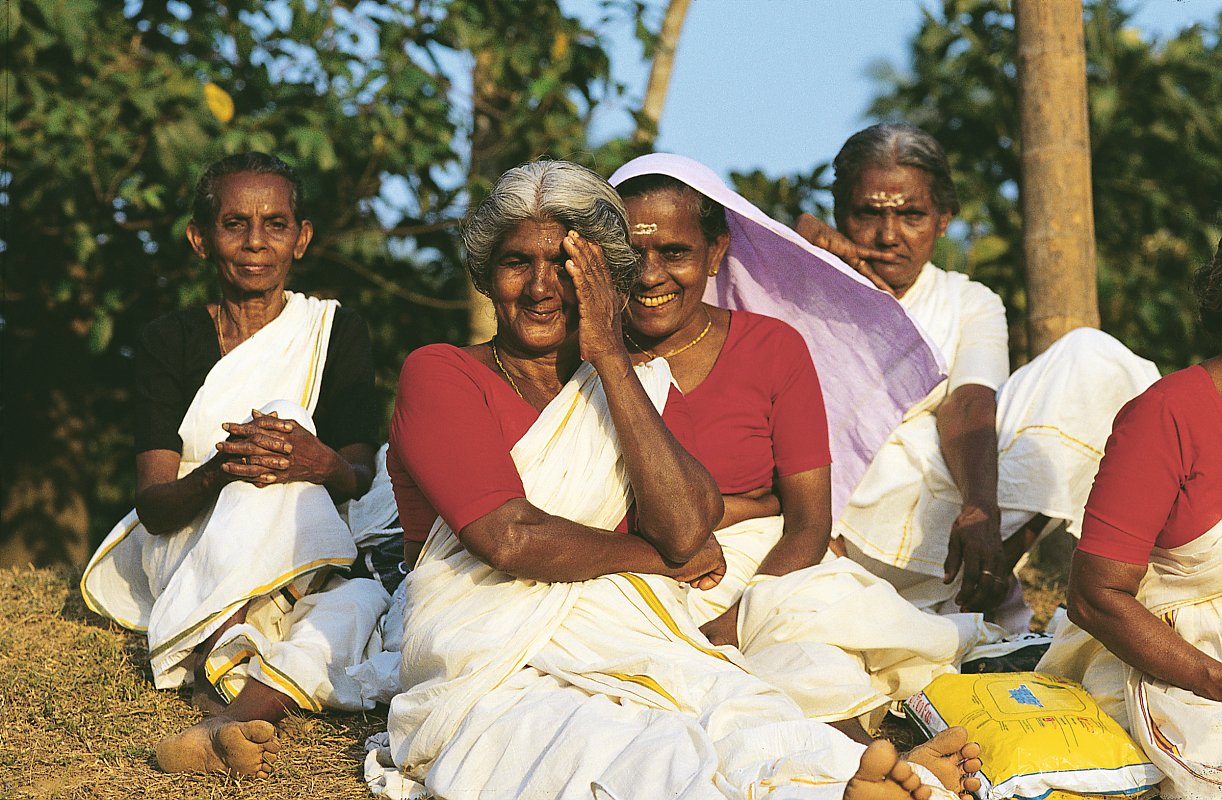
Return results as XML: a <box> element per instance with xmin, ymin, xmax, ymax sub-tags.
<box><xmin>797</xmin><ymin>124</ymin><xmax>1159</xmax><ymax>635</ymax></box>
<box><xmin>368</xmin><ymin>159</ymin><xmax>961</xmax><ymax>800</ymax></box>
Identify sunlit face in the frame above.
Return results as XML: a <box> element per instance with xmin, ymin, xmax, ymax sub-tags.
<box><xmin>490</xmin><ymin>219</ymin><xmax>579</xmax><ymax>355</ymax></box>
<box><xmin>187</xmin><ymin>172</ymin><xmax>312</xmax><ymax>298</ymax></box>
<box><xmin>841</xmin><ymin>165</ymin><xmax>950</xmax><ymax>298</ymax></box>
<box><xmin>623</xmin><ymin>189</ymin><xmax>729</xmax><ymax>347</ymax></box>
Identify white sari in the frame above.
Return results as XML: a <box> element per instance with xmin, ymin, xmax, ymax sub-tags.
<box><xmin>81</xmin><ymin>292</ymin><xmax>390</xmax><ymax>710</ymax></box>
<box><xmin>366</xmin><ymin>360</ymin><xmax>956</xmax><ymax>800</ymax></box>
<box><xmin>1038</xmin><ymin>518</ymin><xmax>1222</xmax><ymax>800</ymax></box>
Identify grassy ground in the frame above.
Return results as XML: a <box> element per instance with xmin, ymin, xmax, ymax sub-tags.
<box><xmin>0</xmin><ymin>537</ymin><xmax>1072</xmax><ymax>798</ymax></box>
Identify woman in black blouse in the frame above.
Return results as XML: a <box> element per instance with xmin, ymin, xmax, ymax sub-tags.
<box><xmin>81</xmin><ymin>153</ymin><xmax>386</xmax><ymax>779</ymax></box>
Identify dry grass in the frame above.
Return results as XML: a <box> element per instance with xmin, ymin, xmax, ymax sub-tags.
<box><xmin>0</xmin><ymin>566</ymin><xmax>385</xmax><ymax>799</ymax></box>
<box><xmin>1</xmin><ymin>545</ymin><xmax>1073</xmax><ymax>797</ymax></box>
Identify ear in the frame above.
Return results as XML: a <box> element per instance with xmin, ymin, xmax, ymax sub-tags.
<box><xmin>934</xmin><ymin>211</ymin><xmax>952</xmax><ymax>239</ymax></box>
<box><xmin>186</xmin><ymin>221</ymin><xmax>210</xmax><ymax>260</ymax></box>
<box><xmin>294</xmin><ymin>219</ymin><xmax>314</xmax><ymax>259</ymax></box>
<box><xmin>707</xmin><ymin>232</ymin><xmax>731</xmax><ymax>276</ymax></box>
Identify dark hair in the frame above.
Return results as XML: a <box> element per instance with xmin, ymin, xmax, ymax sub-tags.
<box><xmin>191</xmin><ymin>152</ymin><xmax>302</xmax><ymax>226</ymax></box>
<box><xmin>463</xmin><ymin>160</ymin><xmax>639</xmax><ymax>297</ymax></box>
<box><xmin>1193</xmin><ymin>238</ymin><xmax>1222</xmax><ymax>339</ymax></box>
<box><xmin>831</xmin><ymin>123</ymin><xmax>959</xmax><ymax>227</ymax></box>
<box><xmin>615</xmin><ymin>173</ymin><xmax>729</xmax><ymax>244</ymax></box>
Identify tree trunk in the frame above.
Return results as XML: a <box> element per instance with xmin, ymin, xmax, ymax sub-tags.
<box><xmin>1015</xmin><ymin>0</ymin><xmax>1100</xmax><ymax>356</ymax></box>
<box><xmin>633</xmin><ymin>0</ymin><xmax>692</xmax><ymax>145</ymax></box>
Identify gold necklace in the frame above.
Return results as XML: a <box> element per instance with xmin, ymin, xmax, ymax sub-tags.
<box><xmin>490</xmin><ymin>338</ymin><xmax>524</xmax><ymax>399</ymax></box>
<box><xmin>624</xmin><ymin>308</ymin><xmax>713</xmax><ymax>360</ymax></box>
<box><xmin>213</xmin><ymin>305</ymin><xmax>228</xmax><ymax>357</ymax></box>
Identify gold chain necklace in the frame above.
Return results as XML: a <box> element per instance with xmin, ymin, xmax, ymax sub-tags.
<box><xmin>490</xmin><ymin>338</ymin><xmax>524</xmax><ymax>399</ymax></box>
<box><xmin>624</xmin><ymin>308</ymin><xmax>713</xmax><ymax>360</ymax></box>
<box><xmin>213</xmin><ymin>305</ymin><xmax>228</xmax><ymax>357</ymax></box>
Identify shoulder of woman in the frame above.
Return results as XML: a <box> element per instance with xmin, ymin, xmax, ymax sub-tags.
<box><xmin>731</xmin><ymin>310</ymin><xmax>810</xmax><ymax>354</ymax></box>
<box><xmin>400</xmin><ymin>343</ymin><xmax>484</xmax><ymax>386</ymax></box>
<box><xmin>139</xmin><ymin>307</ymin><xmax>209</xmax><ymax>350</ymax></box>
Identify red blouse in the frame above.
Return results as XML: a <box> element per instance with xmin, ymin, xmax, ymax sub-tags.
<box><xmin>684</xmin><ymin>311</ymin><xmax>832</xmax><ymax>494</ymax></box>
<box><xmin>388</xmin><ymin>344</ymin><xmax>695</xmax><ymax>542</ymax></box>
<box><xmin>1078</xmin><ymin>365</ymin><xmax>1222</xmax><ymax>565</ymax></box>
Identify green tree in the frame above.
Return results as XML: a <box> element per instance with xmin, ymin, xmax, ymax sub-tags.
<box><xmin>2</xmin><ymin>0</ymin><xmax>649</xmax><ymax>566</ymax></box>
<box><xmin>866</xmin><ymin>0</ymin><xmax>1222</xmax><ymax>366</ymax></box>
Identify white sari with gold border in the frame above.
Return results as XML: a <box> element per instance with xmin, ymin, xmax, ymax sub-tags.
<box><xmin>366</xmin><ymin>361</ymin><xmax>956</xmax><ymax>800</ymax></box>
<box><xmin>81</xmin><ymin>292</ymin><xmax>388</xmax><ymax>709</ymax></box>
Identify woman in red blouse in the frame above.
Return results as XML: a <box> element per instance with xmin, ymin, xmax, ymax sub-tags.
<box><xmin>1040</xmin><ymin>240</ymin><xmax>1222</xmax><ymax>799</ymax></box>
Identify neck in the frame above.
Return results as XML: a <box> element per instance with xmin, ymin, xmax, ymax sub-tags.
<box><xmin>218</xmin><ymin>288</ymin><xmax>288</xmax><ymax>339</ymax></box>
<box><xmin>493</xmin><ymin>334</ymin><xmax>582</xmax><ymax>396</ymax></box>
<box><xmin>628</xmin><ymin>304</ymin><xmax>712</xmax><ymax>357</ymax></box>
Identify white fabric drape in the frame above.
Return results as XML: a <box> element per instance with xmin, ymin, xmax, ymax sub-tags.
<box><xmin>1039</xmin><ymin>517</ymin><xmax>1222</xmax><ymax>800</ymax></box>
<box><xmin>81</xmin><ymin>293</ymin><xmax>389</xmax><ymax>709</ymax></box>
<box><xmin>366</xmin><ymin>360</ymin><xmax>956</xmax><ymax>800</ymax></box>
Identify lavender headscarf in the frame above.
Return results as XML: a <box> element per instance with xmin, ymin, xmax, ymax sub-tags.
<box><xmin>609</xmin><ymin>153</ymin><xmax>945</xmax><ymax>516</ymax></box>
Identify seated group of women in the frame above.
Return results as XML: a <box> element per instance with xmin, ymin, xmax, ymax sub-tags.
<box><xmin>80</xmin><ymin>125</ymin><xmax>1221</xmax><ymax>800</ymax></box>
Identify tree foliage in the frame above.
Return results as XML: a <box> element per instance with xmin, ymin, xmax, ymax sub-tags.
<box><xmin>2</xmin><ymin>0</ymin><xmax>646</xmax><ymax>564</ymax></box>
<box><xmin>869</xmin><ymin>0</ymin><xmax>1222</xmax><ymax>365</ymax></box>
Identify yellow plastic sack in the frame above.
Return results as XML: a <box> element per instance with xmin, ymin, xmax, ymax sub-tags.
<box><xmin>903</xmin><ymin>672</ymin><xmax>1162</xmax><ymax>800</ymax></box>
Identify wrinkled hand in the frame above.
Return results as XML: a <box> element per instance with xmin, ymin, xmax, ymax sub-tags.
<box><xmin>562</xmin><ymin>230</ymin><xmax>628</xmax><ymax>366</ymax></box>
<box><xmin>794</xmin><ymin>213</ymin><xmax>899</xmax><ymax>295</ymax></box>
<box><xmin>699</xmin><ymin>602</ymin><xmax>740</xmax><ymax>648</ymax></box>
<box><xmin>215</xmin><ymin>410</ymin><xmax>342</xmax><ymax>488</ymax></box>
<box><xmin>672</xmin><ymin>534</ymin><xmax>726</xmax><ymax>591</ymax></box>
<box><xmin>943</xmin><ymin>503</ymin><xmax>1008</xmax><ymax>612</ymax></box>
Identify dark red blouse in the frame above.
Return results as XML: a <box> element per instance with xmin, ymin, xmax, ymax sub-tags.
<box><xmin>388</xmin><ymin>344</ymin><xmax>696</xmax><ymax>542</ymax></box>
<box><xmin>1078</xmin><ymin>365</ymin><xmax>1222</xmax><ymax>565</ymax></box>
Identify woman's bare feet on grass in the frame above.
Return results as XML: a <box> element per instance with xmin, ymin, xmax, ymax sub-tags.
<box><xmin>905</xmin><ymin>726</ymin><xmax>983</xmax><ymax>799</ymax></box>
<box><xmin>155</xmin><ymin>716</ymin><xmax>281</xmax><ymax>778</ymax></box>
<box><xmin>845</xmin><ymin>740</ymin><xmax>933</xmax><ymax>800</ymax></box>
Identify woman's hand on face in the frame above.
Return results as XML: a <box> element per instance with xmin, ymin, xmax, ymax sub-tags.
<box><xmin>794</xmin><ymin>213</ymin><xmax>899</xmax><ymax>295</ymax></box>
<box><xmin>670</xmin><ymin>533</ymin><xmax>726</xmax><ymax>591</ymax></box>
<box><xmin>699</xmin><ymin>602</ymin><xmax>740</xmax><ymax>648</ymax></box>
<box><xmin>943</xmin><ymin>502</ymin><xmax>1009</xmax><ymax>612</ymax></box>
<box><xmin>215</xmin><ymin>410</ymin><xmax>342</xmax><ymax>487</ymax></box>
<box><xmin>562</xmin><ymin>230</ymin><xmax>628</xmax><ymax>367</ymax></box>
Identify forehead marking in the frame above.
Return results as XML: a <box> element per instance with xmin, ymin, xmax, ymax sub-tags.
<box><xmin>632</xmin><ymin>223</ymin><xmax>658</xmax><ymax>235</ymax></box>
<box><xmin>864</xmin><ymin>191</ymin><xmax>908</xmax><ymax>209</ymax></box>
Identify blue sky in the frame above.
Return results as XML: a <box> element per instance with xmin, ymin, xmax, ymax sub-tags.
<box><xmin>575</xmin><ymin>0</ymin><xmax>1222</xmax><ymax>181</ymax></box>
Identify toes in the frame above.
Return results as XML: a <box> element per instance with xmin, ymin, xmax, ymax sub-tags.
<box><xmin>928</xmin><ymin>725</ymin><xmax>969</xmax><ymax>755</ymax></box>
<box><xmin>857</xmin><ymin>740</ymin><xmax>901</xmax><ymax>782</ymax></box>
<box><xmin>239</xmin><ymin>719</ymin><xmax>277</xmax><ymax>744</ymax></box>
<box><xmin>891</xmin><ymin>759</ymin><xmax>920</xmax><ymax>792</ymax></box>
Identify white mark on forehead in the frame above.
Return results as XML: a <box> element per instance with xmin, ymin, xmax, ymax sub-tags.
<box><xmin>632</xmin><ymin>223</ymin><xmax>658</xmax><ymax>235</ymax></box>
<box><xmin>864</xmin><ymin>191</ymin><xmax>908</xmax><ymax>208</ymax></box>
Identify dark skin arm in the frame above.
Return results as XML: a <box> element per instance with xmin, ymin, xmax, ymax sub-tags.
<box><xmin>936</xmin><ymin>383</ymin><xmax>1008</xmax><ymax>612</ymax></box>
<box><xmin>135</xmin><ymin>412</ymin><xmax>374</xmax><ymax>535</ymax></box>
<box><xmin>1068</xmin><ymin>549</ymin><xmax>1222</xmax><ymax>701</ymax></box>
<box><xmin>794</xmin><ymin>213</ymin><xmax>899</xmax><ymax>294</ymax></box>
<box><xmin>700</xmin><ymin>466</ymin><xmax>832</xmax><ymax>648</ymax></box>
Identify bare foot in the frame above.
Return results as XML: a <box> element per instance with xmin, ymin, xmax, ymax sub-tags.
<box><xmin>905</xmin><ymin>726</ymin><xmax>983</xmax><ymax>799</ymax></box>
<box><xmin>845</xmin><ymin>740</ymin><xmax>933</xmax><ymax>800</ymax></box>
<box><xmin>155</xmin><ymin>716</ymin><xmax>281</xmax><ymax>778</ymax></box>
<box><xmin>190</xmin><ymin>684</ymin><xmax>228</xmax><ymax>716</ymax></box>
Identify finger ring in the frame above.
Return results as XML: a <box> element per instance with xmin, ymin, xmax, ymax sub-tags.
<box><xmin>980</xmin><ymin>570</ymin><xmax>996</xmax><ymax>577</ymax></box>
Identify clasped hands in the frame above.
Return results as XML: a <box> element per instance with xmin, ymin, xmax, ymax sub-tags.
<box><xmin>213</xmin><ymin>409</ymin><xmax>338</xmax><ymax>488</ymax></box>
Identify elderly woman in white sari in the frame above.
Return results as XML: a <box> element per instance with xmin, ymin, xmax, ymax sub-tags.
<box><xmin>367</xmin><ymin>160</ymin><xmax>964</xmax><ymax>800</ymax></box>
<box><xmin>1038</xmin><ymin>239</ymin><xmax>1222</xmax><ymax>800</ymax></box>
<box><xmin>80</xmin><ymin>153</ymin><xmax>391</xmax><ymax>778</ymax></box>
<box><xmin>797</xmin><ymin>124</ymin><xmax>1159</xmax><ymax>631</ymax></box>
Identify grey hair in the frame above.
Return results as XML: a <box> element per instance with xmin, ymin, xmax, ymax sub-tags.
<box><xmin>1193</xmin><ymin>237</ymin><xmax>1222</xmax><ymax>339</ymax></box>
<box><xmin>832</xmin><ymin>123</ymin><xmax>960</xmax><ymax>227</ymax></box>
<box><xmin>464</xmin><ymin>160</ymin><xmax>639</xmax><ymax>297</ymax></box>
<box><xmin>192</xmin><ymin>152</ymin><xmax>302</xmax><ymax>226</ymax></box>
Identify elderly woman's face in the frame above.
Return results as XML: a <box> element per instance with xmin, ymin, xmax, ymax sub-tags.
<box><xmin>491</xmin><ymin>219</ymin><xmax>579</xmax><ymax>355</ymax></box>
<box><xmin>622</xmin><ymin>189</ymin><xmax>728</xmax><ymax>343</ymax></box>
<box><xmin>841</xmin><ymin>165</ymin><xmax>950</xmax><ymax>298</ymax></box>
<box><xmin>188</xmin><ymin>172</ymin><xmax>312</xmax><ymax>297</ymax></box>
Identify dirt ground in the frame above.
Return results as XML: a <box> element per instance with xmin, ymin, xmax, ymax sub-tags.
<box><xmin>0</xmin><ymin>535</ymin><xmax>1073</xmax><ymax>799</ymax></box>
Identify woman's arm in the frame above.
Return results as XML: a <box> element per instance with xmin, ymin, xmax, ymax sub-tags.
<box><xmin>135</xmin><ymin>449</ymin><xmax>229</xmax><ymax>535</ymax></box>
<box><xmin>1068</xmin><ymin>549</ymin><xmax>1222</xmax><ymax>701</ymax></box>
<box><xmin>564</xmin><ymin>231</ymin><xmax>723</xmax><ymax>562</ymax></box>
<box><xmin>460</xmin><ymin>498</ymin><xmax>724</xmax><ymax>587</ymax></box>
<box><xmin>936</xmin><ymin>383</ymin><xmax>1007</xmax><ymax>612</ymax></box>
<box><xmin>700</xmin><ymin>466</ymin><xmax>832</xmax><ymax>647</ymax></box>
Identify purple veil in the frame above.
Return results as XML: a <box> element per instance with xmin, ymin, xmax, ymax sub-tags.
<box><xmin>609</xmin><ymin>153</ymin><xmax>945</xmax><ymax>516</ymax></box>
